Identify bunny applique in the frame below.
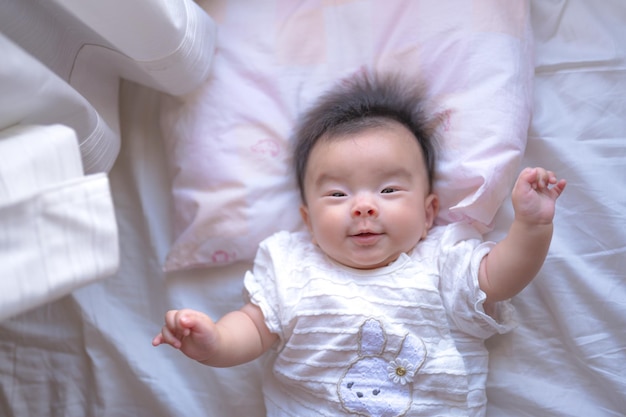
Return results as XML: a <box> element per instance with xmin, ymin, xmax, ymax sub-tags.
<box><xmin>337</xmin><ymin>319</ymin><xmax>427</xmax><ymax>417</ymax></box>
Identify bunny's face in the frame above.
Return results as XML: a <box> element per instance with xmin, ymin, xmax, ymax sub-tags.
<box><xmin>339</xmin><ymin>356</ymin><xmax>412</xmax><ymax>417</ymax></box>
<box><xmin>337</xmin><ymin>319</ymin><xmax>426</xmax><ymax>417</ymax></box>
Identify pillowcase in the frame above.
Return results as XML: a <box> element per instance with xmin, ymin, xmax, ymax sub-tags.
<box><xmin>160</xmin><ymin>0</ymin><xmax>533</xmax><ymax>271</ymax></box>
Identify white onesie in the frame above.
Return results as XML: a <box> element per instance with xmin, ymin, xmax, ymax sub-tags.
<box><xmin>244</xmin><ymin>222</ymin><xmax>515</xmax><ymax>417</ymax></box>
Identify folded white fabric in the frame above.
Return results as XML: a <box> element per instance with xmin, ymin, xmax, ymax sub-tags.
<box><xmin>0</xmin><ymin>32</ymin><xmax>118</xmax><ymax>174</ymax></box>
<box><xmin>51</xmin><ymin>0</ymin><xmax>217</xmax><ymax>96</ymax></box>
<box><xmin>0</xmin><ymin>124</ymin><xmax>119</xmax><ymax>322</ymax></box>
<box><xmin>0</xmin><ymin>1</ymin><xmax>216</xmax><ymax>174</ymax></box>
<box><xmin>0</xmin><ymin>125</ymin><xmax>83</xmax><ymax>202</ymax></box>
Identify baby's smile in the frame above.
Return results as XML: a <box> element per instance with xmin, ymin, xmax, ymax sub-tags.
<box><xmin>350</xmin><ymin>232</ymin><xmax>382</xmax><ymax>246</ymax></box>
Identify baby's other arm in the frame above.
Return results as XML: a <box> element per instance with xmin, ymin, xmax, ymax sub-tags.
<box><xmin>479</xmin><ymin>167</ymin><xmax>567</xmax><ymax>308</ymax></box>
<box><xmin>152</xmin><ymin>303</ymin><xmax>277</xmax><ymax>368</ymax></box>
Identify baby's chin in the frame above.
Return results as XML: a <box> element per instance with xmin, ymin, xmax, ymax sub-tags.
<box><xmin>330</xmin><ymin>252</ymin><xmax>404</xmax><ymax>271</ymax></box>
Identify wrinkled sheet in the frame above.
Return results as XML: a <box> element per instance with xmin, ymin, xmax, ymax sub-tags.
<box><xmin>1</xmin><ymin>1</ymin><xmax>625</xmax><ymax>416</ymax></box>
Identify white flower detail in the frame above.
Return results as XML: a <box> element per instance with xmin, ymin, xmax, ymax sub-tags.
<box><xmin>387</xmin><ymin>358</ymin><xmax>416</xmax><ymax>385</ymax></box>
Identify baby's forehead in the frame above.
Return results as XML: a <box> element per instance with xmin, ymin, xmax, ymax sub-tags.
<box><xmin>309</xmin><ymin>123</ymin><xmax>427</xmax><ymax>172</ymax></box>
<box><xmin>321</xmin><ymin>116</ymin><xmax>412</xmax><ymax>141</ymax></box>
<box><xmin>316</xmin><ymin>120</ymin><xmax>423</xmax><ymax>155</ymax></box>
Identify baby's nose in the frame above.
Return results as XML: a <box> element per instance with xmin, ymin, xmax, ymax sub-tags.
<box><xmin>352</xmin><ymin>199</ymin><xmax>378</xmax><ymax>218</ymax></box>
<box><xmin>353</xmin><ymin>208</ymin><xmax>377</xmax><ymax>217</ymax></box>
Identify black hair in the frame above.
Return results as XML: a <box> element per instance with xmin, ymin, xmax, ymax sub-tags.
<box><xmin>293</xmin><ymin>71</ymin><xmax>436</xmax><ymax>203</ymax></box>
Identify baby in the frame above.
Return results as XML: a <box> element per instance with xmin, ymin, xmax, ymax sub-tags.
<box><xmin>153</xmin><ymin>73</ymin><xmax>566</xmax><ymax>416</ymax></box>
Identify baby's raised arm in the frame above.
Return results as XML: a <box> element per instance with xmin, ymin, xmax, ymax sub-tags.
<box><xmin>479</xmin><ymin>167</ymin><xmax>567</xmax><ymax>308</ymax></box>
<box><xmin>152</xmin><ymin>303</ymin><xmax>277</xmax><ymax>367</ymax></box>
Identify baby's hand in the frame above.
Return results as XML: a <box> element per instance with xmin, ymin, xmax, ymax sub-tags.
<box><xmin>511</xmin><ymin>167</ymin><xmax>566</xmax><ymax>225</ymax></box>
<box><xmin>152</xmin><ymin>309</ymin><xmax>219</xmax><ymax>362</ymax></box>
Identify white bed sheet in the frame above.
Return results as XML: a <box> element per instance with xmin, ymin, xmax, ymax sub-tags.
<box><xmin>1</xmin><ymin>1</ymin><xmax>625</xmax><ymax>417</ymax></box>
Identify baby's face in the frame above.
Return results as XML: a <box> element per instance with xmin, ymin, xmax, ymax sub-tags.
<box><xmin>300</xmin><ymin>121</ymin><xmax>438</xmax><ymax>270</ymax></box>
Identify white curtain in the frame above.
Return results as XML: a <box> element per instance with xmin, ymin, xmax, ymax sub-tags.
<box><xmin>0</xmin><ymin>0</ymin><xmax>216</xmax><ymax>321</ymax></box>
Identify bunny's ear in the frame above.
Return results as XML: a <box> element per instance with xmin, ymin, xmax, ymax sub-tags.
<box><xmin>358</xmin><ymin>319</ymin><xmax>387</xmax><ymax>356</ymax></box>
<box><xmin>396</xmin><ymin>333</ymin><xmax>427</xmax><ymax>371</ymax></box>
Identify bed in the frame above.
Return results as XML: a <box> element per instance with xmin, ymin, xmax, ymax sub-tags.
<box><xmin>1</xmin><ymin>1</ymin><xmax>624</xmax><ymax>416</ymax></box>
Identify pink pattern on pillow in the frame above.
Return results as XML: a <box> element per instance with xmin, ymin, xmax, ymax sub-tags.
<box><xmin>211</xmin><ymin>250</ymin><xmax>237</xmax><ymax>264</ymax></box>
<box><xmin>251</xmin><ymin>139</ymin><xmax>281</xmax><ymax>157</ymax></box>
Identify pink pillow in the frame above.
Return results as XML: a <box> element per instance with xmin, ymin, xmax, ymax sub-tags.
<box><xmin>160</xmin><ymin>0</ymin><xmax>533</xmax><ymax>271</ymax></box>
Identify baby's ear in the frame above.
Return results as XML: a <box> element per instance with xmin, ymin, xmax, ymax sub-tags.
<box><xmin>424</xmin><ymin>193</ymin><xmax>439</xmax><ymax>229</ymax></box>
<box><xmin>299</xmin><ymin>205</ymin><xmax>310</xmax><ymax>226</ymax></box>
<box><xmin>300</xmin><ymin>205</ymin><xmax>316</xmax><ymax>244</ymax></box>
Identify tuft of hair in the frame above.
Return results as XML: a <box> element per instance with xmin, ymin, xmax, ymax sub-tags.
<box><xmin>293</xmin><ymin>71</ymin><xmax>436</xmax><ymax>203</ymax></box>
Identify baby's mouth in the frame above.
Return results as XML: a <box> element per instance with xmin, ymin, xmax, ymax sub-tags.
<box><xmin>350</xmin><ymin>232</ymin><xmax>382</xmax><ymax>245</ymax></box>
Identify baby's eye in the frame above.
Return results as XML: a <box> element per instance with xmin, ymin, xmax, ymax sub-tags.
<box><xmin>330</xmin><ymin>191</ymin><xmax>346</xmax><ymax>197</ymax></box>
<box><xmin>381</xmin><ymin>187</ymin><xmax>396</xmax><ymax>194</ymax></box>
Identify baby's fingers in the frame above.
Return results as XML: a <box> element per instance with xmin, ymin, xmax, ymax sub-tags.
<box><xmin>152</xmin><ymin>309</ymin><xmax>194</xmax><ymax>348</ymax></box>
<box><xmin>168</xmin><ymin>309</ymin><xmax>206</xmax><ymax>334</ymax></box>
<box><xmin>153</xmin><ymin>325</ymin><xmax>183</xmax><ymax>348</ymax></box>
<box><xmin>534</xmin><ymin>168</ymin><xmax>566</xmax><ymax>198</ymax></box>
<box><xmin>520</xmin><ymin>167</ymin><xmax>563</xmax><ymax>191</ymax></box>
<box><xmin>152</xmin><ymin>333</ymin><xmax>164</xmax><ymax>346</ymax></box>
<box><xmin>550</xmin><ymin>178</ymin><xmax>567</xmax><ymax>199</ymax></box>
<box><xmin>522</xmin><ymin>167</ymin><xmax>551</xmax><ymax>189</ymax></box>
